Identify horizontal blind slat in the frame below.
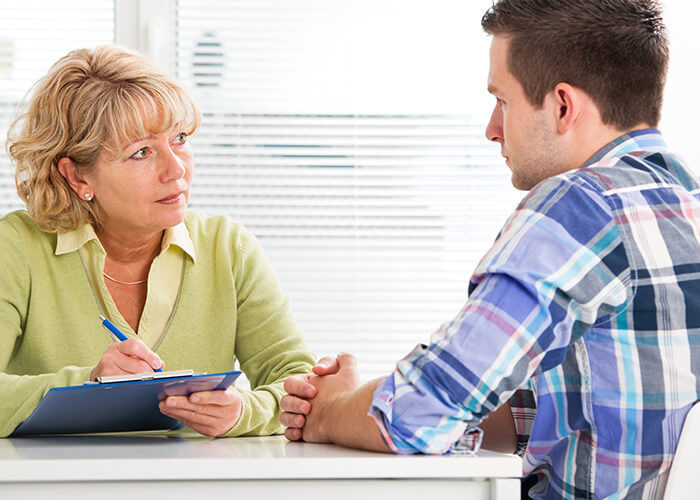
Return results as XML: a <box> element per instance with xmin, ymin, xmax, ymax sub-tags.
<box><xmin>178</xmin><ymin>0</ymin><xmax>503</xmax><ymax>380</ymax></box>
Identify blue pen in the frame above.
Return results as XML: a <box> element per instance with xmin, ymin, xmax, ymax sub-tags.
<box><xmin>99</xmin><ymin>315</ymin><xmax>163</xmax><ymax>372</ymax></box>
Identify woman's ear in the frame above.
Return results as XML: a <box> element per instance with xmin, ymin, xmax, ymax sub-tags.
<box><xmin>57</xmin><ymin>157</ymin><xmax>93</xmax><ymax>200</ymax></box>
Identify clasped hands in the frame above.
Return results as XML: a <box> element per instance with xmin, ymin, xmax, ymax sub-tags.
<box><xmin>280</xmin><ymin>352</ymin><xmax>360</xmax><ymax>443</ymax></box>
<box><xmin>90</xmin><ymin>338</ymin><xmax>242</xmax><ymax>437</ymax></box>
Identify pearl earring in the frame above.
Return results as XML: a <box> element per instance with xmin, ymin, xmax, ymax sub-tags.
<box><xmin>83</xmin><ymin>193</ymin><xmax>93</xmax><ymax>201</ymax></box>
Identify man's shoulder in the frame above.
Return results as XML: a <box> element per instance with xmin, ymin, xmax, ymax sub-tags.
<box><xmin>522</xmin><ymin>147</ymin><xmax>696</xmax><ymax>216</ymax></box>
<box><xmin>580</xmin><ymin>146</ymin><xmax>699</xmax><ymax>193</ymax></box>
<box><xmin>519</xmin><ymin>170</ymin><xmax>609</xmax><ymax>218</ymax></box>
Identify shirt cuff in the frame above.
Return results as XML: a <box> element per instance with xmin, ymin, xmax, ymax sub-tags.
<box><xmin>368</xmin><ymin>375</ymin><xmax>403</xmax><ymax>453</ymax></box>
<box><xmin>369</xmin><ymin>370</ymin><xmax>472</xmax><ymax>455</ymax></box>
<box><xmin>223</xmin><ymin>390</ymin><xmax>247</xmax><ymax>437</ymax></box>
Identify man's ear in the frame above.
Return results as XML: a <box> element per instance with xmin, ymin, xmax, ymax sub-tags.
<box><xmin>550</xmin><ymin>82</ymin><xmax>580</xmax><ymax>135</ymax></box>
<box><xmin>57</xmin><ymin>157</ymin><xmax>91</xmax><ymax>198</ymax></box>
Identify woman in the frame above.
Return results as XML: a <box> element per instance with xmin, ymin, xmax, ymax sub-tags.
<box><xmin>0</xmin><ymin>45</ymin><xmax>315</xmax><ymax>438</ymax></box>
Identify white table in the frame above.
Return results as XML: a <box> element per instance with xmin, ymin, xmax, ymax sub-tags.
<box><xmin>0</xmin><ymin>433</ymin><xmax>522</xmax><ymax>499</ymax></box>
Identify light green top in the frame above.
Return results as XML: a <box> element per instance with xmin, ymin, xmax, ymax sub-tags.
<box><xmin>0</xmin><ymin>209</ymin><xmax>315</xmax><ymax>438</ymax></box>
<box><xmin>58</xmin><ymin>219</ymin><xmax>193</xmax><ymax>348</ymax></box>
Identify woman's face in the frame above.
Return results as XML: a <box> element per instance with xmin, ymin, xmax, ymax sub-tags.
<box><xmin>87</xmin><ymin>129</ymin><xmax>194</xmax><ymax>237</ymax></box>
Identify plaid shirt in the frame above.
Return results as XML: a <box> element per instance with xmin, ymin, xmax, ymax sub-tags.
<box><xmin>370</xmin><ymin>129</ymin><xmax>700</xmax><ymax>499</ymax></box>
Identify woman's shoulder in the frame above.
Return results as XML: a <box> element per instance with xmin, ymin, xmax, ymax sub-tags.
<box><xmin>183</xmin><ymin>210</ymin><xmax>259</xmax><ymax>250</ymax></box>
<box><xmin>0</xmin><ymin>210</ymin><xmax>46</xmax><ymax>240</ymax></box>
<box><xmin>0</xmin><ymin>210</ymin><xmax>57</xmax><ymax>265</ymax></box>
<box><xmin>1</xmin><ymin>209</ymin><xmax>33</xmax><ymax>226</ymax></box>
<box><xmin>184</xmin><ymin>210</ymin><xmax>249</xmax><ymax>234</ymax></box>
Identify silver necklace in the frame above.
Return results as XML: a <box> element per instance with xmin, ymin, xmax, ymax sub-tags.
<box><xmin>102</xmin><ymin>272</ymin><xmax>147</xmax><ymax>286</ymax></box>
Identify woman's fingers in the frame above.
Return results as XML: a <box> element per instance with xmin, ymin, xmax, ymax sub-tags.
<box><xmin>159</xmin><ymin>387</ymin><xmax>242</xmax><ymax>437</ymax></box>
<box><xmin>91</xmin><ymin>339</ymin><xmax>164</xmax><ymax>380</ymax></box>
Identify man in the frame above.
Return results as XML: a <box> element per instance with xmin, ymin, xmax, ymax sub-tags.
<box><xmin>281</xmin><ymin>1</ymin><xmax>700</xmax><ymax>498</ymax></box>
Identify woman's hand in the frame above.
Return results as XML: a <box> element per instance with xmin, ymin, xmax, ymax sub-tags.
<box><xmin>159</xmin><ymin>386</ymin><xmax>243</xmax><ymax>437</ymax></box>
<box><xmin>90</xmin><ymin>338</ymin><xmax>165</xmax><ymax>380</ymax></box>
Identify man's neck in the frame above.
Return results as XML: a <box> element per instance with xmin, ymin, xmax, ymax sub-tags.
<box><xmin>571</xmin><ymin>122</ymin><xmax>653</xmax><ymax>169</ymax></box>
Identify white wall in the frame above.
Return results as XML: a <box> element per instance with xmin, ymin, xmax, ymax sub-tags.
<box><xmin>660</xmin><ymin>2</ymin><xmax>700</xmax><ymax>170</ymax></box>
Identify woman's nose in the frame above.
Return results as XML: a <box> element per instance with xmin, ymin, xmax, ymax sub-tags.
<box><xmin>160</xmin><ymin>148</ymin><xmax>186</xmax><ymax>181</ymax></box>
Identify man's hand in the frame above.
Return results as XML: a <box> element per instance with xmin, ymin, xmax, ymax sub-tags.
<box><xmin>301</xmin><ymin>353</ymin><xmax>361</xmax><ymax>442</ymax></box>
<box><xmin>280</xmin><ymin>353</ymin><xmax>389</xmax><ymax>453</ymax></box>
<box><xmin>280</xmin><ymin>353</ymin><xmax>361</xmax><ymax>443</ymax></box>
<box><xmin>280</xmin><ymin>355</ymin><xmax>340</xmax><ymax>441</ymax></box>
<box><xmin>158</xmin><ymin>386</ymin><xmax>243</xmax><ymax>437</ymax></box>
<box><xmin>90</xmin><ymin>338</ymin><xmax>165</xmax><ymax>380</ymax></box>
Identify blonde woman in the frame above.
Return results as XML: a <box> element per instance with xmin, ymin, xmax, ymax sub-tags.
<box><xmin>1</xmin><ymin>45</ymin><xmax>314</xmax><ymax>438</ymax></box>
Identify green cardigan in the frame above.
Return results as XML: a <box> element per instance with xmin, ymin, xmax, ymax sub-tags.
<box><xmin>0</xmin><ymin>210</ymin><xmax>315</xmax><ymax>437</ymax></box>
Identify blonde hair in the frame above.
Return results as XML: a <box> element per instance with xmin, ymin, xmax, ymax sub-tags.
<box><xmin>6</xmin><ymin>44</ymin><xmax>202</xmax><ymax>232</ymax></box>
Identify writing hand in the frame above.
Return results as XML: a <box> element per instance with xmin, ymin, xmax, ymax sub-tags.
<box><xmin>90</xmin><ymin>338</ymin><xmax>164</xmax><ymax>380</ymax></box>
<box><xmin>159</xmin><ymin>386</ymin><xmax>243</xmax><ymax>437</ymax></box>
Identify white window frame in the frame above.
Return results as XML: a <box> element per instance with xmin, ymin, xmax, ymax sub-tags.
<box><xmin>114</xmin><ymin>0</ymin><xmax>177</xmax><ymax>75</ymax></box>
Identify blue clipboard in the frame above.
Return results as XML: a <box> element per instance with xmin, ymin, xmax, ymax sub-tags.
<box><xmin>11</xmin><ymin>369</ymin><xmax>241</xmax><ymax>436</ymax></box>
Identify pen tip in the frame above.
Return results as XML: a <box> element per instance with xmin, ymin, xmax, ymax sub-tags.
<box><xmin>99</xmin><ymin>315</ymin><xmax>106</xmax><ymax>321</ymax></box>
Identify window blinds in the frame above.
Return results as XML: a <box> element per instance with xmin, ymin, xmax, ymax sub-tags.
<box><xmin>0</xmin><ymin>1</ymin><xmax>115</xmax><ymax>214</ymax></box>
<box><xmin>0</xmin><ymin>1</ymin><xmax>696</xmax><ymax>384</ymax></box>
<box><xmin>176</xmin><ymin>0</ymin><xmax>524</xmax><ymax>380</ymax></box>
<box><xmin>0</xmin><ymin>1</ymin><xmax>524</xmax><ymax>382</ymax></box>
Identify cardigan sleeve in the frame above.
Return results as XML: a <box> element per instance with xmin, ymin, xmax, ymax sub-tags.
<box><xmin>0</xmin><ymin>215</ymin><xmax>94</xmax><ymax>437</ymax></box>
<box><xmin>224</xmin><ymin>226</ymin><xmax>315</xmax><ymax>436</ymax></box>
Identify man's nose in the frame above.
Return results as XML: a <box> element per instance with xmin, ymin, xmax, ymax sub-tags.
<box><xmin>485</xmin><ymin>106</ymin><xmax>503</xmax><ymax>143</ymax></box>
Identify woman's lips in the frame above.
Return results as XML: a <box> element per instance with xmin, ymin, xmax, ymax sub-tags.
<box><xmin>157</xmin><ymin>192</ymin><xmax>184</xmax><ymax>204</ymax></box>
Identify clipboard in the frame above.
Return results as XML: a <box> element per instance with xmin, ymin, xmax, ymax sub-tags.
<box><xmin>11</xmin><ymin>369</ymin><xmax>241</xmax><ymax>436</ymax></box>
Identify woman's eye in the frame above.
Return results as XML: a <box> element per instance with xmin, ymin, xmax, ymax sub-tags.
<box><xmin>130</xmin><ymin>147</ymin><xmax>149</xmax><ymax>160</ymax></box>
<box><xmin>174</xmin><ymin>133</ymin><xmax>188</xmax><ymax>144</ymax></box>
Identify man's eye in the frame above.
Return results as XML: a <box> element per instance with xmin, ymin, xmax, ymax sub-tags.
<box><xmin>175</xmin><ymin>133</ymin><xmax>188</xmax><ymax>144</ymax></box>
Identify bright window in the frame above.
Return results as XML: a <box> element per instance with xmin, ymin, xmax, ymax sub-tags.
<box><xmin>175</xmin><ymin>0</ymin><xmax>520</xmax><ymax>379</ymax></box>
<box><xmin>0</xmin><ymin>1</ymin><xmax>698</xmax><ymax>381</ymax></box>
<box><xmin>0</xmin><ymin>0</ymin><xmax>115</xmax><ymax>213</ymax></box>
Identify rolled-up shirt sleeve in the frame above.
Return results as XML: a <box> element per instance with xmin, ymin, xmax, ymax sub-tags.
<box><xmin>370</xmin><ymin>365</ymin><xmax>471</xmax><ymax>454</ymax></box>
<box><xmin>367</xmin><ymin>177</ymin><xmax>627</xmax><ymax>455</ymax></box>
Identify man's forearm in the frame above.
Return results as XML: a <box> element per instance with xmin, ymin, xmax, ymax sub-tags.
<box><xmin>323</xmin><ymin>378</ymin><xmax>390</xmax><ymax>453</ymax></box>
<box><xmin>478</xmin><ymin>401</ymin><xmax>517</xmax><ymax>453</ymax></box>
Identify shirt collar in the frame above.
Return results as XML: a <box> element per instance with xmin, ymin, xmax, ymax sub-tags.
<box><xmin>55</xmin><ymin>223</ymin><xmax>101</xmax><ymax>256</ymax></box>
<box><xmin>164</xmin><ymin>221</ymin><xmax>196</xmax><ymax>263</ymax></box>
<box><xmin>56</xmin><ymin>221</ymin><xmax>197</xmax><ymax>263</ymax></box>
<box><xmin>583</xmin><ymin>128</ymin><xmax>667</xmax><ymax>168</ymax></box>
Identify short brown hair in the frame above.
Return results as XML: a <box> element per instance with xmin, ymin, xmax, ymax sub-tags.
<box><xmin>6</xmin><ymin>44</ymin><xmax>201</xmax><ymax>232</ymax></box>
<box><xmin>481</xmin><ymin>0</ymin><xmax>668</xmax><ymax>129</ymax></box>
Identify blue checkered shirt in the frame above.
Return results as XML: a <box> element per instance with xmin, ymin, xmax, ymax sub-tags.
<box><xmin>370</xmin><ymin>129</ymin><xmax>700</xmax><ymax>499</ymax></box>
